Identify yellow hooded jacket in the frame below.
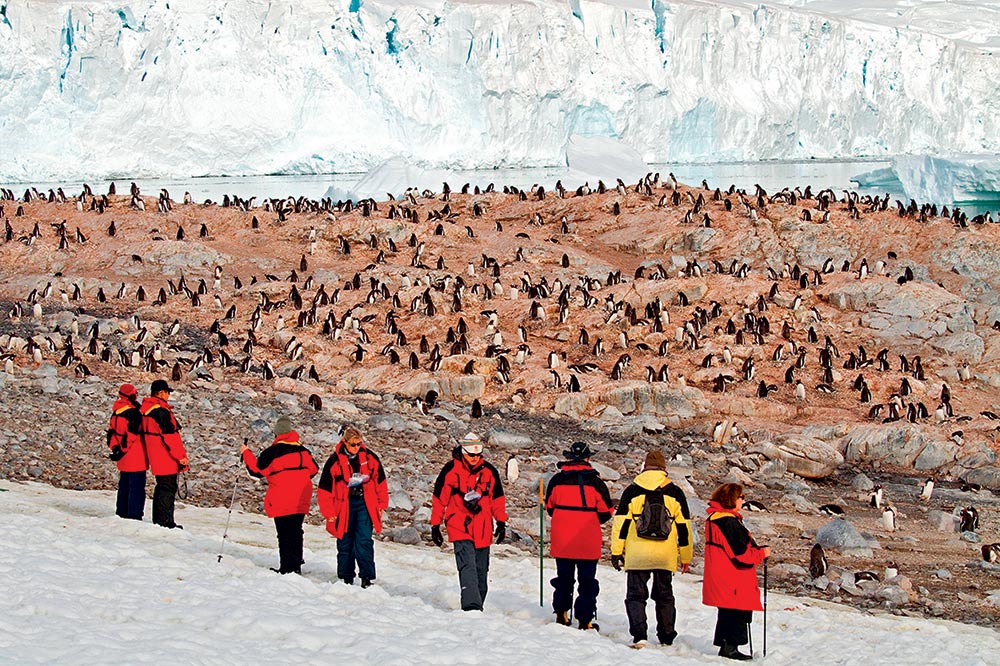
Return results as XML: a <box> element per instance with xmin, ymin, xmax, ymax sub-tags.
<box><xmin>610</xmin><ymin>470</ymin><xmax>693</xmax><ymax>571</ymax></box>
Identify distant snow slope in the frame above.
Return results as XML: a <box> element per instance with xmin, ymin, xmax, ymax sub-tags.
<box><xmin>0</xmin><ymin>0</ymin><xmax>997</xmax><ymax>181</ymax></box>
<box><xmin>1</xmin><ymin>480</ymin><xmax>998</xmax><ymax>665</ymax></box>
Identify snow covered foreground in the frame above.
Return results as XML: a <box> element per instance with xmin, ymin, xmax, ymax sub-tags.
<box><xmin>1</xmin><ymin>481</ymin><xmax>997</xmax><ymax>666</ymax></box>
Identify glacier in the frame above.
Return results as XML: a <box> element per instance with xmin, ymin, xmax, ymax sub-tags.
<box><xmin>852</xmin><ymin>154</ymin><xmax>1000</xmax><ymax>206</ymax></box>
<box><xmin>0</xmin><ymin>0</ymin><xmax>998</xmax><ymax>182</ymax></box>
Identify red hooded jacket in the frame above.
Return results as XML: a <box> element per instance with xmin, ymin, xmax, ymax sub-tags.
<box><xmin>545</xmin><ymin>461</ymin><xmax>612</xmax><ymax>560</ymax></box>
<box><xmin>140</xmin><ymin>396</ymin><xmax>188</xmax><ymax>476</ymax></box>
<box><xmin>702</xmin><ymin>501</ymin><xmax>766</xmax><ymax>611</ymax></box>
<box><xmin>108</xmin><ymin>397</ymin><xmax>147</xmax><ymax>473</ymax></box>
<box><xmin>317</xmin><ymin>442</ymin><xmax>389</xmax><ymax>538</ymax></box>
<box><xmin>431</xmin><ymin>447</ymin><xmax>508</xmax><ymax>548</ymax></box>
<box><xmin>242</xmin><ymin>432</ymin><xmax>319</xmax><ymax>518</ymax></box>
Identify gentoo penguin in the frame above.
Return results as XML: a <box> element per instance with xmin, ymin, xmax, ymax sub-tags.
<box><xmin>982</xmin><ymin>543</ymin><xmax>1000</xmax><ymax>563</ymax></box>
<box><xmin>819</xmin><ymin>504</ymin><xmax>845</xmax><ymax>516</ymax></box>
<box><xmin>505</xmin><ymin>454</ymin><xmax>519</xmax><ymax>483</ymax></box>
<box><xmin>308</xmin><ymin>394</ymin><xmax>323</xmax><ymax>411</ymax></box>
<box><xmin>919</xmin><ymin>478</ymin><xmax>934</xmax><ymax>501</ymax></box>
<box><xmin>794</xmin><ymin>380</ymin><xmax>806</xmax><ymax>400</ymax></box>
<box><xmin>854</xmin><ymin>570</ymin><xmax>880</xmax><ymax>584</ymax></box>
<box><xmin>809</xmin><ymin>543</ymin><xmax>827</xmax><ymax>579</ymax></box>
<box><xmin>881</xmin><ymin>505</ymin><xmax>896</xmax><ymax>532</ymax></box>
<box><xmin>884</xmin><ymin>561</ymin><xmax>899</xmax><ymax>580</ymax></box>
<box><xmin>869</xmin><ymin>485</ymin><xmax>883</xmax><ymax>509</ymax></box>
<box><xmin>960</xmin><ymin>506</ymin><xmax>979</xmax><ymax>532</ymax></box>
<box><xmin>743</xmin><ymin>499</ymin><xmax>768</xmax><ymax>512</ymax></box>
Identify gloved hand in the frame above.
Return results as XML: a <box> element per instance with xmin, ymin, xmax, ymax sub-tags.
<box><xmin>494</xmin><ymin>522</ymin><xmax>506</xmax><ymax>544</ymax></box>
<box><xmin>431</xmin><ymin>525</ymin><xmax>444</xmax><ymax>547</ymax></box>
<box><xmin>611</xmin><ymin>555</ymin><xmax>624</xmax><ymax>571</ymax></box>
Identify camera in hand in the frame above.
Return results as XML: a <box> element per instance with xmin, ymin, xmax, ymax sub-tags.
<box><xmin>108</xmin><ymin>445</ymin><xmax>126</xmax><ymax>461</ymax></box>
<box><xmin>463</xmin><ymin>490</ymin><xmax>483</xmax><ymax>514</ymax></box>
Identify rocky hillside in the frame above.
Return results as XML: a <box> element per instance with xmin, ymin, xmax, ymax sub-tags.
<box><xmin>1</xmin><ymin>177</ymin><xmax>1000</xmax><ymax>624</ymax></box>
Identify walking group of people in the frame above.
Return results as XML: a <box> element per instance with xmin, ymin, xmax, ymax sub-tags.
<box><xmin>107</xmin><ymin>381</ymin><xmax>769</xmax><ymax>660</ymax></box>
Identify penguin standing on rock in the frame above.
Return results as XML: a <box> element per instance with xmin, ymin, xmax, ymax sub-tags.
<box><xmin>505</xmin><ymin>454</ymin><xmax>519</xmax><ymax>483</ymax></box>
<box><xmin>919</xmin><ymin>478</ymin><xmax>934</xmax><ymax>501</ymax></box>
<box><xmin>960</xmin><ymin>506</ymin><xmax>979</xmax><ymax>532</ymax></box>
<box><xmin>881</xmin><ymin>505</ymin><xmax>897</xmax><ymax>532</ymax></box>
<box><xmin>809</xmin><ymin>543</ymin><xmax>827</xmax><ymax>579</ymax></box>
<box><xmin>869</xmin><ymin>485</ymin><xmax>883</xmax><ymax>509</ymax></box>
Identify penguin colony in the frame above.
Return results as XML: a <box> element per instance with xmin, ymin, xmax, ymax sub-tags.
<box><xmin>1</xmin><ymin>178</ymin><xmax>997</xmax><ymax>439</ymax></box>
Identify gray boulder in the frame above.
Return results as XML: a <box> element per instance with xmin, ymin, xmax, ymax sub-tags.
<box><xmin>815</xmin><ymin>518</ymin><xmax>879</xmax><ymax>557</ymax></box>
<box><xmin>927</xmin><ymin>510</ymin><xmax>960</xmax><ymax>533</ymax></box>
<box><xmin>749</xmin><ymin>434</ymin><xmax>843</xmax><ymax>479</ymax></box>
<box><xmin>383</xmin><ymin>526</ymin><xmax>422</xmax><ymax>545</ymax></box>
<box><xmin>486</xmin><ymin>428</ymin><xmax>533</xmax><ymax>451</ymax></box>
<box><xmin>961</xmin><ymin>466</ymin><xmax>1000</xmax><ymax>490</ymax></box>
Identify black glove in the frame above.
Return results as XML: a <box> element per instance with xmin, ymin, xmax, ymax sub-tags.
<box><xmin>431</xmin><ymin>525</ymin><xmax>444</xmax><ymax>547</ymax></box>
<box><xmin>611</xmin><ymin>555</ymin><xmax>624</xmax><ymax>571</ymax></box>
<box><xmin>494</xmin><ymin>522</ymin><xmax>506</xmax><ymax>544</ymax></box>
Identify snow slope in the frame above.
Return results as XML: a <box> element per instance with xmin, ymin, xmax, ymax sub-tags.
<box><xmin>1</xmin><ymin>480</ymin><xmax>997</xmax><ymax>665</ymax></box>
<box><xmin>0</xmin><ymin>0</ymin><xmax>998</xmax><ymax>181</ymax></box>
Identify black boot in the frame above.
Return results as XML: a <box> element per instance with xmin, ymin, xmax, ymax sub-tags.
<box><xmin>719</xmin><ymin>643</ymin><xmax>752</xmax><ymax>661</ymax></box>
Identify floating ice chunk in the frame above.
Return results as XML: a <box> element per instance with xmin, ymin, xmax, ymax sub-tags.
<box><xmin>323</xmin><ymin>157</ymin><xmax>456</xmax><ymax>202</ymax></box>
<box><xmin>564</xmin><ymin>135</ymin><xmax>648</xmax><ymax>188</ymax></box>
<box><xmin>854</xmin><ymin>154</ymin><xmax>1000</xmax><ymax>206</ymax></box>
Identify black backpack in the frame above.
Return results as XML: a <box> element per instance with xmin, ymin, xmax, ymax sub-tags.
<box><xmin>635</xmin><ymin>488</ymin><xmax>674</xmax><ymax>540</ymax></box>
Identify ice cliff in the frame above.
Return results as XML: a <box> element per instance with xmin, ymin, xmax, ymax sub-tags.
<box><xmin>0</xmin><ymin>0</ymin><xmax>998</xmax><ymax>181</ymax></box>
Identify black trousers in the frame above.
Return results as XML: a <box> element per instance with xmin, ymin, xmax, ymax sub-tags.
<box><xmin>551</xmin><ymin>558</ymin><xmax>599</xmax><ymax>624</ymax></box>
<box><xmin>116</xmin><ymin>471</ymin><xmax>146</xmax><ymax>520</ymax></box>
<box><xmin>152</xmin><ymin>474</ymin><xmax>178</xmax><ymax>527</ymax></box>
<box><xmin>454</xmin><ymin>540</ymin><xmax>490</xmax><ymax>611</ymax></box>
<box><xmin>714</xmin><ymin>607</ymin><xmax>752</xmax><ymax>647</ymax></box>
<box><xmin>625</xmin><ymin>570</ymin><xmax>677</xmax><ymax>644</ymax></box>
<box><xmin>274</xmin><ymin>514</ymin><xmax>305</xmax><ymax>574</ymax></box>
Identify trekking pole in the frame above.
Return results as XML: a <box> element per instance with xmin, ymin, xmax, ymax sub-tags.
<box><xmin>539</xmin><ymin>477</ymin><xmax>544</xmax><ymax>607</ymax></box>
<box><xmin>217</xmin><ymin>438</ymin><xmax>247</xmax><ymax>563</ymax></box>
<box><xmin>763</xmin><ymin>557</ymin><xmax>769</xmax><ymax>657</ymax></box>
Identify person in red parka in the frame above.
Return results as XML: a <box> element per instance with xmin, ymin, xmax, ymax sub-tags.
<box><xmin>140</xmin><ymin>379</ymin><xmax>189</xmax><ymax>529</ymax></box>
<box><xmin>107</xmin><ymin>383</ymin><xmax>147</xmax><ymax>520</ymax></box>
<box><xmin>545</xmin><ymin>441</ymin><xmax>613</xmax><ymax>630</ymax></box>
<box><xmin>317</xmin><ymin>425</ymin><xmax>388</xmax><ymax>587</ymax></box>
<box><xmin>703</xmin><ymin>483</ymin><xmax>771</xmax><ymax>661</ymax></box>
<box><xmin>430</xmin><ymin>432</ymin><xmax>508</xmax><ymax>611</ymax></box>
<box><xmin>241</xmin><ymin>415</ymin><xmax>319</xmax><ymax>575</ymax></box>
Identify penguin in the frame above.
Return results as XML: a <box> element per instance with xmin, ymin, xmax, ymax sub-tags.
<box><xmin>884</xmin><ymin>561</ymin><xmax>899</xmax><ymax>580</ymax></box>
<box><xmin>881</xmin><ymin>505</ymin><xmax>896</xmax><ymax>532</ymax></box>
<box><xmin>505</xmin><ymin>454</ymin><xmax>519</xmax><ymax>483</ymax></box>
<box><xmin>818</xmin><ymin>504</ymin><xmax>845</xmax><ymax>516</ymax></box>
<box><xmin>854</xmin><ymin>571</ymin><xmax>880</xmax><ymax>584</ymax></box>
<box><xmin>809</xmin><ymin>543</ymin><xmax>827</xmax><ymax>579</ymax></box>
<box><xmin>743</xmin><ymin>500</ymin><xmax>768</xmax><ymax>512</ymax></box>
<box><xmin>919</xmin><ymin>478</ymin><xmax>934</xmax><ymax>501</ymax></box>
<box><xmin>869</xmin><ymin>485</ymin><xmax>883</xmax><ymax>509</ymax></box>
<box><xmin>982</xmin><ymin>543</ymin><xmax>1000</xmax><ymax>563</ymax></box>
<box><xmin>471</xmin><ymin>398</ymin><xmax>483</xmax><ymax>418</ymax></box>
<box><xmin>308</xmin><ymin>394</ymin><xmax>323</xmax><ymax>411</ymax></box>
<box><xmin>960</xmin><ymin>506</ymin><xmax>979</xmax><ymax>532</ymax></box>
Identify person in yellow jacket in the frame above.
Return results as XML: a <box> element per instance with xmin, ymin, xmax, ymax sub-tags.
<box><xmin>610</xmin><ymin>450</ymin><xmax>693</xmax><ymax>649</ymax></box>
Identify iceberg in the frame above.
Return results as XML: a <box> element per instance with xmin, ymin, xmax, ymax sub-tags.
<box><xmin>323</xmin><ymin>157</ymin><xmax>455</xmax><ymax>202</ymax></box>
<box><xmin>853</xmin><ymin>155</ymin><xmax>1000</xmax><ymax>206</ymax></box>
<box><xmin>564</xmin><ymin>135</ymin><xmax>648</xmax><ymax>186</ymax></box>
<box><xmin>0</xmin><ymin>0</ymin><xmax>998</xmax><ymax>181</ymax></box>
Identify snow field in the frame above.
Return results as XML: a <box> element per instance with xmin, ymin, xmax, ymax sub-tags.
<box><xmin>0</xmin><ymin>481</ymin><xmax>997</xmax><ymax>665</ymax></box>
